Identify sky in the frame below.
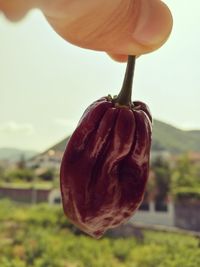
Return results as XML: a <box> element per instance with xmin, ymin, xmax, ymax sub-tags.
<box><xmin>0</xmin><ymin>0</ymin><xmax>200</xmax><ymax>152</ymax></box>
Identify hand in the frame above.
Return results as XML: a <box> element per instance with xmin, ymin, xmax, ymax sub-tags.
<box><xmin>0</xmin><ymin>0</ymin><xmax>173</xmax><ymax>61</ymax></box>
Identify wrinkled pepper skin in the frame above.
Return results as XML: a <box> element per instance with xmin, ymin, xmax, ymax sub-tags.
<box><xmin>60</xmin><ymin>96</ymin><xmax>152</xmax><ymax>238</ymax></box>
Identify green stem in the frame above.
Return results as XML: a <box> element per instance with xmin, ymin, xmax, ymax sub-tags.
<box><xmin>115</xmin><ymin>55</ymin><xmax>136</xmax><ymax>106</ymax></box>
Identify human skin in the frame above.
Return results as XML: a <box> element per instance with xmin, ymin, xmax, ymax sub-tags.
<box><xmin>0</xmin><ymin>0</ymin><xmax>173</xmax><ymax>61</ymax></box>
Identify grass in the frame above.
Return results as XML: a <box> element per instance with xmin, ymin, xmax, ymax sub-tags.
<box><xmin>0</xmin><ymin>199</ymin><xmax>200</xmax><ymax>267</ymax></box>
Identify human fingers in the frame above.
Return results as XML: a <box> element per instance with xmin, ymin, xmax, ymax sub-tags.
<box><xmin>41</xmin><ymin>0</ymin><xmax>173</xmax><ymax>60</ymax></box>
<box><xmin>0</xmin><ymin>0</ymin><xmax>37</xmax><ymax>21</ymax></box>
<box><xmin>0</xmin><ymin>0</ymin><xmax>173</xmax><ymax>61</ymax></box>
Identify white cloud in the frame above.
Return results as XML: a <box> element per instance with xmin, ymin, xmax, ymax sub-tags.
<box><xmin>0</xmin><ymin>121</ymin><xmax>35</xmax><ymax>135</ymax></box>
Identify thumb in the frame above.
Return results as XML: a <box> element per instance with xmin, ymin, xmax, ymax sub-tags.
<box><xmin>42</xmin><ymin>0</ymin><xmax>173</xmax><ymax>61</ymax></box>
<box><xmin>0</xmin><ymin>0</ymin><xmax>173</xmax><ymax>61</ymax></box>
<box><xmin>108</xmin><ymin>0</ymin><xmax>173</xmax><ymax>61</ymax></box>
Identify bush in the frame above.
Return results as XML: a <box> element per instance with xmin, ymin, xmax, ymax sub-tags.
<box><xmin>3</xmin><ymin>169</ymin><xmax>35</xmax><ymax>183</ymax></box>
<box><xmin>0</xmin><ymin>200</ymin><xmax>200</xmax><ymax>267</ymax></box>
<box><xmin>174</xmin><ymin>187</ymin><xmax>200</xmax><ymax>200</ymax></box>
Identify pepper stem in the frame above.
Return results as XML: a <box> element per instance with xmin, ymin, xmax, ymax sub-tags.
<box><xmin>115</xmin><ymin>55</ymin><xmax>136</xmax><ymax>106</ymax></box>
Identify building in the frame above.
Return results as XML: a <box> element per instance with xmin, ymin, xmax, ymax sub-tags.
<box><xmin>27</xmin><ymin>137</ymin><xmax>70</xmax><ymax>171</ymax></box>
<box><xmin>27</xmin><ymin>149</ymin><xmax>63</xmax><ymax>170</ymax></box>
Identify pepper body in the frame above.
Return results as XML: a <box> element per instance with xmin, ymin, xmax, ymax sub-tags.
<box><xmin>60</xmin><ymin>96</ymin><xmax>152</xmax><ymax>238</ymax></box>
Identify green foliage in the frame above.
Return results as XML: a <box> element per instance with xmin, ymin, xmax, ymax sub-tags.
<box><xmin>0</xmin><ymin>200</ymin><xmax>200</xmax><ymax>267</ymax></box>
<box><xmin>0</xmin><ymin>165</ymin><xmax>57</xmax><ymax>186</ymax></box>
<box><xmin>39</xmin><ymin>169</ymin><xmax>55</xmax><ymax>181</ymax></box>
<box><xmin>3</xmin><ymin>169</ymin><xmax>35</xmax><ymax>183</ymax></box>
<box><xmin>17</xmin><ymin>154</ymin><xmax>26</xmax><ymax>170</ymax></box>
<box><xmin>172</xmin><ymin>155</ymin><xmax>196</xmax><ymax>187</ymax></box>
<box><xmin>174</xmin><ymin>187</ymin><xmax>200</xmax><ymax>200</ymax></box>
<box><xmin>171</xmin><ymin>155</ymin><xmax>200</xmax><ymax>199</ymax></box>
<box><xmin>0</xmin><ymin>199</ymin><xmax>16</xmax><ymax>220</ymax></box>
<box><xmin>0</xmin><ymin>165</ymin><xmax>5</xmax><ymax>180</ymax></box>
<box><xmin>152</xmin><ymin>157</ymin><xmax>171</xmax><ymax>200</ymax></box>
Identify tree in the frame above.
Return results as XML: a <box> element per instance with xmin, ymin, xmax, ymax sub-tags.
<box><xmin>0</xmin><ymin>165</ymin><xmax>5</xmax><ymax>182</ymax></box>
<box><xmin>171</xmin><ymin>155</ymin><xmax>197</xmax><ymax>189</ymax></box>
<box><xmin>151</xmin><ymin>156</ymin><xmax>171</xmax><ymax>201</ymax></box>
<box><xmin>4</xmin><ymin>169</ymin><xmax>35</xmax><ymax>183</ymax></box>
<box><xmin>39</xmin><ymin>169</ymin><xmax>55</xmax><ymax>181</ymax></box>
<box><xmin>17</xmin><ymin>154</ymin><xmax>26</xmax><ymax>169</ymax></box>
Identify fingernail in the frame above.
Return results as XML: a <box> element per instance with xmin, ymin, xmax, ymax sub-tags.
<box><xmin>132</xmin><ymin>0</ymin><xmax>172</xmax><ymax>46</ymax></box>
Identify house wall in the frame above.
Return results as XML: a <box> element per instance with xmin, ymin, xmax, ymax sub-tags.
<box><xmin>131</xmin><ymin>201</ymin><xmax>175</xmax><ymax>227</ymax></box>
<box><xmin>174</xmin><ymin>200</ymin><xmax>200</xmax><ymax>231</ymax></box>
<box><xmin>0</xmin><ymin>187</ymin><xmax>50</xmax><ymax>203</ymax></box>
<box><xmin>1</xmin><ymin>186</ymin><xmax>200</xmax><ymax>233</ymax></box>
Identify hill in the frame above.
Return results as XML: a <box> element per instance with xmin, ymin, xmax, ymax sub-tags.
<box><xmin>51</xmin><ymin>120</ymin><xmax>200</xmax><ymax>154</ymax></box>
<box><xmin>0</xmin><ymin>148</ymin><xmax>38</xmax><ymax>162</ymax></box>
<box><xmin>1</xmin><ymin>120</ymin><xmax>200</xmax><ymax>161</ymax></box>
<box><xmin>152</xmin><ymin>120</ymin><xmax>200</xmax><ymax>153</ymax></box>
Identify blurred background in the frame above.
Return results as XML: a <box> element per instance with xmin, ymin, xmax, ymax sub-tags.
<box><xmin>0</xmin><ymin>1</ymin><xmax>200</xmax><ymax>266</ymax></box>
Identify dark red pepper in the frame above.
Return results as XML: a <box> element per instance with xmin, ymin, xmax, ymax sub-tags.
<box><xmin>60</xmin><ymin>56</ymin><xmax>152</xmax><ymax>238</ymax></box>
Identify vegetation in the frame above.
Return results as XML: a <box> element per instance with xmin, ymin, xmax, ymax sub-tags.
<box><xmin>38</xmin><ymin>168</ymin><xmax>56</xmax><ymax>182</ymax></box>
<box><xmin>174</xmin><ymin>187</ymin><xmax>200</xmax><ymax>200</ymax></box>
<box><xmin>0</xmin><ymin>165</ymin><xmax>58</xmax><ymax>188</ymax></box>
<box><xmin>151</xmin><ymin>157</ymin><xmax>171</xmax><ymax>200</ymax></box>
<box><xmin>2</xmin><ymin>168</ymin><xmax>35</xmax><ymax>183</ymax></box>
<box><xmin>171</xmin><ymin>155</ymin><xmax>200</xmax><ymax>200</ymax></box>
<box><xmin>0</xmin><ymin>200</ymin><xmax>199</xmax><ymax>267</ymax></box>
<box><xmin>149</xmin><ymin>154</ymin><xmax>200</xmax><ymax>201</ymax></box>
<box><xmin>0</xmin><ymin>151</ymin><xmax>200</xmax><ymax>266</ymax></box>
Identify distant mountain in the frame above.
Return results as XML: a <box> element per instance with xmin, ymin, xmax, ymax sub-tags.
<box><xmin>152</xmin><ymin>120</ymin><xmax>200</xmax><ymax>153</ymax></box>
<box><xmin>4</xmin><ymin>120</ymin><xmax>199</xmax><ymax>163</ymax></box>
<box><xmin>48</xmin><ymin>120</ymin><xmax>200</xmax><ymax>155</ymax></box>
<box><xmin>0</xmin><ymin>148</ymin><xmax>38</xmax><ymax>162</ymax></box>
<box><xmin>44</xmin><ymin>138</ymin><xmax>70</xmax><ymax>154</ymax></box>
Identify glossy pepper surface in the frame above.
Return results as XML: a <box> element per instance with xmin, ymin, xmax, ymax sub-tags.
<box><xmin>60</xmin><ymin>56</ymin><xmax>152</xmax><ymax>238</ymax></box>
